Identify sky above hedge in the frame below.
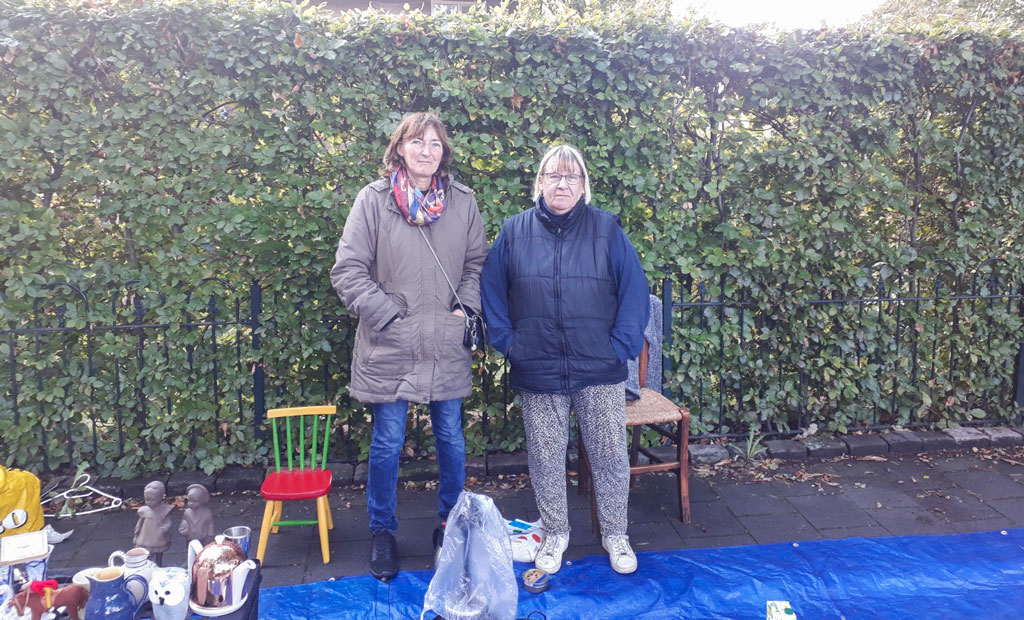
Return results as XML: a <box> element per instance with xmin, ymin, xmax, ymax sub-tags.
<box><xmin>674</xmin><ymin>0</ymin><xmax>884</xmax><ymax>29</ymax></box>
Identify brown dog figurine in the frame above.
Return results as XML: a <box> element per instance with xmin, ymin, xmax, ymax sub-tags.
<box><xmin>8</xmin><ymin>582</ymin><xmax>89</xmax><ymax>620</ymax></box>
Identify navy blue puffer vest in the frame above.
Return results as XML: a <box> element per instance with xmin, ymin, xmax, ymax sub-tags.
<box><xmin>504</xmin><ymin>201</ymin><xmax>625</xmax><ymax>394</ymax></box>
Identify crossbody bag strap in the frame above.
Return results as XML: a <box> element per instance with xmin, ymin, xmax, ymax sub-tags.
<box><xmin>417</xmin><ymin>226</ymin><xmax>471</xmax><ymax>325</ymax></box>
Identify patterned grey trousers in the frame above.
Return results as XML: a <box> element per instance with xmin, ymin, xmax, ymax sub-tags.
<box><xmin>521</xmin><ymin>382</ymin><xmax>629</xmax><ymax>537</ymax></box>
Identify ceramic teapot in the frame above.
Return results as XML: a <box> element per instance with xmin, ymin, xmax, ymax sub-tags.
<box><xmin>187</xmin><ymin>537</ymin><xmax>256</xmax><ymax>616</ymax></box>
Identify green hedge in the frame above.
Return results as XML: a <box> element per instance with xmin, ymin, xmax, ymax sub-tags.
<box><xmin>1</xmin><ymin>0</ymin><xmax>1022</xmax><ymax>475</ymax></box>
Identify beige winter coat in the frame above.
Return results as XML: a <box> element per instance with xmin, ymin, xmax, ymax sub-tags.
<box><xmin>330</xmin><ymin>177</ymin><xmax>487</xmax><ymax>404</ymax></box>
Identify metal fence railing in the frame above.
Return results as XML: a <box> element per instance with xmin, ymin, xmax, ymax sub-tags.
<box><xmin>2</xmin><ymin>260</ymin><xmax>1023</xmax><ymax>473</ymax></box>
<box><xmin>663</xmin><ymin>259</ymin><xmax>1024</xmax><ymax>438</ymax></box>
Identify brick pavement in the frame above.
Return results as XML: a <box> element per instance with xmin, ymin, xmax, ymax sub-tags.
<box><xmin>42</xmin><ymin>447</ymin><xmax>1024</xmax><ymax>588</ymax></box>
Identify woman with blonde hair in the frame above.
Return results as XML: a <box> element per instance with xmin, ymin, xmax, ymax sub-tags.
<box><xmin>481</xmin><ymin>144</ymin><xmax>649</xmax><ymax>574</ymax></box>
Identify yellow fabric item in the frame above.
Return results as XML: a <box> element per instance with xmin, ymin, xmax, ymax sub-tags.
<box><xmin>0</xmin><ymin>466</ymin><xmax>43</xmax><ymax>537</ymax></box>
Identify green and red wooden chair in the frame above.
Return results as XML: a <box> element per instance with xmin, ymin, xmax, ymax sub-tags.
<box><xmin>256</xmin><ymin>405</ymin><xmax>336</xmax><ymax>564</ymax></box>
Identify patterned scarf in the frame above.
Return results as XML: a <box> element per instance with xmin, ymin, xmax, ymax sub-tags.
<box><xmin>391</xmin><ymin>168</ymin><xmax>447</xmax><ymax>226</ymax></box>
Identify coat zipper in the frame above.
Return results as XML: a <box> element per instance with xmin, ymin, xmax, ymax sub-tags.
<box><xmin>555</xmin><ymin>226</ymin><xmax>570</xmax><ymax>393</ymax></box>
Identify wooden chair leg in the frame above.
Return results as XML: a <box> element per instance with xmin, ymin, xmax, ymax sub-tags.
<box><xmin>316</xmin><ymin>496</ymin><xmax>330</xmax><ymax>564</ymax></box>
<box><xmin>324</xmin><ymin>496</ymin><xmax>334</xmax><ymax>530</ymax></box>
<box><xmin>577</xmin><ymin>425</ymin><xmax>590</xmax><ymax>496</ymax></box>
<box><xmin>588</xmin><ymin>483</ymin><xmax>600</xmax><ymax>537</ymax></box>
<box><xmin>580</xmin><ymin>438</ymin><xmax>600</xmax><ymax>537</ymax></box>
<box><xmin>629</xmin><ymin>426</ymin><xmax>642</xmax><ymax>466</ymax></box>
<box><xmin>271</xmin><ymin>501</ymin><xmax>283</xmax><ymax>534</ymax></box>
<box><xmin>256</xmin><ymin>500</ymin><xmax>276</xmax><ymax>563</ymax></box>
<box><xmin>679</xmin><ymin>413</ymin><xmax>691</xmax><ymax>524</ymax></box>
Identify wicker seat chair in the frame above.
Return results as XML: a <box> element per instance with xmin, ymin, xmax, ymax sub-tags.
<box><xmin>578</xmin><ymin>340</ymin><xmax>691</xmax><ymax>534</ymax></box>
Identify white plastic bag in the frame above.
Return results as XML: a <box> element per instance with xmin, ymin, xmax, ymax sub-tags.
<box><xmin>421</xmin><ymin>492</ymin><xmax>517</xmax><ymax>620</ymax></box>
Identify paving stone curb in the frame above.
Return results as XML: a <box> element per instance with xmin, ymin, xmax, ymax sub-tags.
<box><xmin>799</xmin><ymin>436</ymin><xmax>847</xmax><ymax>459</ymax></box>
<box><xmin>725</xmin><ymin>443</ymin><xmax>758</xmax><ymax>461</ymax></box>
<box><xmin>214</xmin><ymin>465</ymin><xmax>264</xmax><ymax>493</ymax></box>
<box><xmin>690</xmin><ymin>444</ymin><xmax>728</xmax><ymax>466</ymax></box>
<box><xmin>90</xmin><ymin>426</ymin><xmax>1024</xmax><ymax>496</ymax></box>
<box><xmin>979</xmin><ymin>427</ymin><xmax>1023</xmax><ymax>447</ymax></box>
<box><xmin>880</xmin><ymin>431</ymin><xmax>923</xmax><ymax>454</ymax></box>
<box><xmin>353</xmin><ymin>462</ymin><xmax>368</xmax><ymax>485</ymax></box>
<box><xmin>466</xmin><ymin>456</ymin><xmax>487</xmax><ymax>479</ymax></box>
<box><xmin>913</xmin><ymin>430</ymin><xmax>955</xmax><ymax>451</ymax></box>
<box><xmin>944</xmin><ymin>427</ymin><xmax>990</xmax><ymax>449</ymax></box>
<box><xmin>327</xmin><ymin>463</ymin><xmax>355</xmax><ymax>488</ymax></box>
<box><xmin>843</xmin><ymin>434</ymin><xmax>890</xmax><ymax>457</ymax></box>
<box><xmin>93</xmin><ymin>476</ymin><xmax>159</xmax><ymax>500</ymax></box>
<box><xmin>399</xmin><ymin>459</ymin><xmax>439</xmax><ymax>482</ymax></box>
<box><xmin>486</xmin><ymin>452</ymin><xmax>529</xmax><ymax>476</ymax></box>
<box><xmin>765</xmin><ymin>439</ymin><xmax>807</xmax><ymax>461</ymax></box>
<box><xmin>167</xmin><ymin>470</ymin><xmax>217</xmax><ymax>497</ymax></box>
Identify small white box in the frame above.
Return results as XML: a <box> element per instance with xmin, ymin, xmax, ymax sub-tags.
<box><xmin>767</xmin><ymin>600</ymin><xmax>796</xmax><ymax>620</ymax></box>
<box><xmin>0</xmin><ymin>530</ymin><xmax>49</xmax><ymax>566</ymax></box>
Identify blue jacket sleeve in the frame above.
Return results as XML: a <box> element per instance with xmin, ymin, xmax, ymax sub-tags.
<box><xmin>609</xmin><ymin>227</ymin><xmax>650</xmax><ymax>363</ymax></box>
<box><xmin>481</xmin><ymin>226</ymin><xmax>515</xmax><ymax>356</ymax></box>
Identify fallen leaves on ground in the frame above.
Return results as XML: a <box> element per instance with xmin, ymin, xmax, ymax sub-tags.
<box><xmin>687</xmin><ymin>444</ymin><xmax>1024</xmax><ymax>492</ymax></box>
<box><xmin>394</xmin><ymin>473</ymin><xmax>534</xmax><ymax>493</ymax></box>
<box><xmin>975</xmin><ymin>444</ymin><xmax>1024</xmax><ymax>466</ymax></box>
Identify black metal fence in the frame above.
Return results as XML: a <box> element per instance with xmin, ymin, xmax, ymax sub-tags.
<box><xmin>2</xmin><ymin>260</ymin><xmax>1023</xmax><ymax>475</ymax></box>
<box><xmin>664</xmin><ymin>259</ymin><xmax>1024</xmax><ymax>438</ymax></box>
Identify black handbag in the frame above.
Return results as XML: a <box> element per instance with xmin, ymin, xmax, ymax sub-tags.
<box><xmin>418</xmin><ymin>228</ymin><xmax>486</xmax><ymax>352</ymax></box>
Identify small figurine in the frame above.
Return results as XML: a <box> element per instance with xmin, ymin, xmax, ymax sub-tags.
<box><xmin>134</xmin><ymin>481</ymin><xmax>173</xmax><ymax>566</ymax></box>
<box><xmin>6</xmin><ymin>581</ymin><xmax>89</xmax><ymax>620</ymax></box>
<box><xmin>148</xmin><ymin>567</ymin><xmax>190</xmax><ymax>620</ymax></box>
<box><xmin>178</xmin><ymin>484</ymin><xmax>214</xmax><ymax>546</ymax></box>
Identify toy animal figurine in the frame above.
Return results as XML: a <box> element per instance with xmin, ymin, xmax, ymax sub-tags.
<box><xmin>178</xmin><ymin>484</ymin><xmax>214</xmax><ymax>546</ymax></box>
<box><xmin>0</xmin><ymin>584</ymin><xmax>29</xmax><ymax>620</ymax></box>
<box><xmin>133</xmin><ymin>481</ymin><xmax>172</xmax><ymax>566</ymax></box>
<box><xmin>5</xmin><ymin>581</ymin><xmax>89</xmax><ymax>620</ymax></box>
<box><xmin>0</xmin><ymin>579</ymin><xmax>13</xmax><ymax>610</ymax></box>
<box><xmin>147</xmin><ymin>567</ymin><xmax>189</xmax><ymax>620</ymax></box>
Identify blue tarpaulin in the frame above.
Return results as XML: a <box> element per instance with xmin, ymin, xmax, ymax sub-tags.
<box><xmin>259</xmin><ymin>528</ymin><xmax>1024</xmax><ymax>619</ymax></box>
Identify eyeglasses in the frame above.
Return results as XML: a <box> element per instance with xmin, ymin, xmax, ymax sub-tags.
<box><xmin>406</xmin><ymin>139</ymin><xmax>444</xmax><ymax>151</ymax></box>
<box><xmin>543</xmin><ymin>173</ymin><xmax>583</xmax><ymax>185</ymax></box>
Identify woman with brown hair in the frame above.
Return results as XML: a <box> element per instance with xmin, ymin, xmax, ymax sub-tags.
<box><xmin>331</xmin><ymin>112</ymin><xmax>487</xmax><ymax>581</ymax></box>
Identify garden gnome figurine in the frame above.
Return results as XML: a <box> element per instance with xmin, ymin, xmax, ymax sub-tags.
<box><xmin>178</xmin><ymin>484</ymin><xmax>215</xmax><ymax>546</ymax></box>
<box><xmin>134</xmin><ymin>480</ymin><xmax>173</xmax><ymax>565</ymax></box>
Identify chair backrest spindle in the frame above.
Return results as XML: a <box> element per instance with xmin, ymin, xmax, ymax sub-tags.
<box><xmin>638</xmin><ymin>341</ymin><xmax>649</xmax><ymax>389</ymax></box>
<box><xmin>266</xmin><ymin>406</ymin><xmax>337</xmax><ymax>473</ymax></box>
<box><xmin>321</xmin><ymin>418</ymin><xmax>331</xmax><ymax>470</ymax></box>
<box><xmin>311</xmin><ymin>415</ymin><xmax>319</xmax><ymax>470</ymax></box>
<box><xmin>271</xmin><ymin>419</ymin><xmax>282</xmax><ymax>473</ymax></box>
<box><xmin>285</xmin><ymin>418</ymin><xmax>293</xmax><ymax>470</ymax></box>
<box><xmin>299</xmin><ymin>418</ymin><xmax>305</xmax><ymax>469</ymax></box>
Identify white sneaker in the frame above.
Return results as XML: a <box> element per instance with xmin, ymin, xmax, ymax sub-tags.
<box><xmin>43</xmin><ymin>523</ymin><xmax>73</xmax><ymax>544</ymax></box>
<box><xmin>534</xmin><ymin>533</ymin><xmax>569</xmax><ymax>574</ymax></box>
<box><xmin>602</xmin><ymin>535</ymin><xmax>637</xmax><ymax>574</ymax></box>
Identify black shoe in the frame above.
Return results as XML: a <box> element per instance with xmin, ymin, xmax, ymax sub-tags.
<box><xmin>432</xmin><ymin>521</ymin><xmax>446</xmax><ymax>550</ymax></box>
<box><xmin>432</xmin><ymin>521</ymin><xmax>446</xmax><ymax>568</ymax></box>
<box><xmin>370</xmin><ymin>531</ymin><xmax>398</xmax><ymax>581</ymax></box>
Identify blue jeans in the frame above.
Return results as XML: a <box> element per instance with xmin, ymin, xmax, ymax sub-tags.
<box><xmin>367</xmin><ymin>398</ymin><xmax>466</xmax><ymax>533</ymax></box>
